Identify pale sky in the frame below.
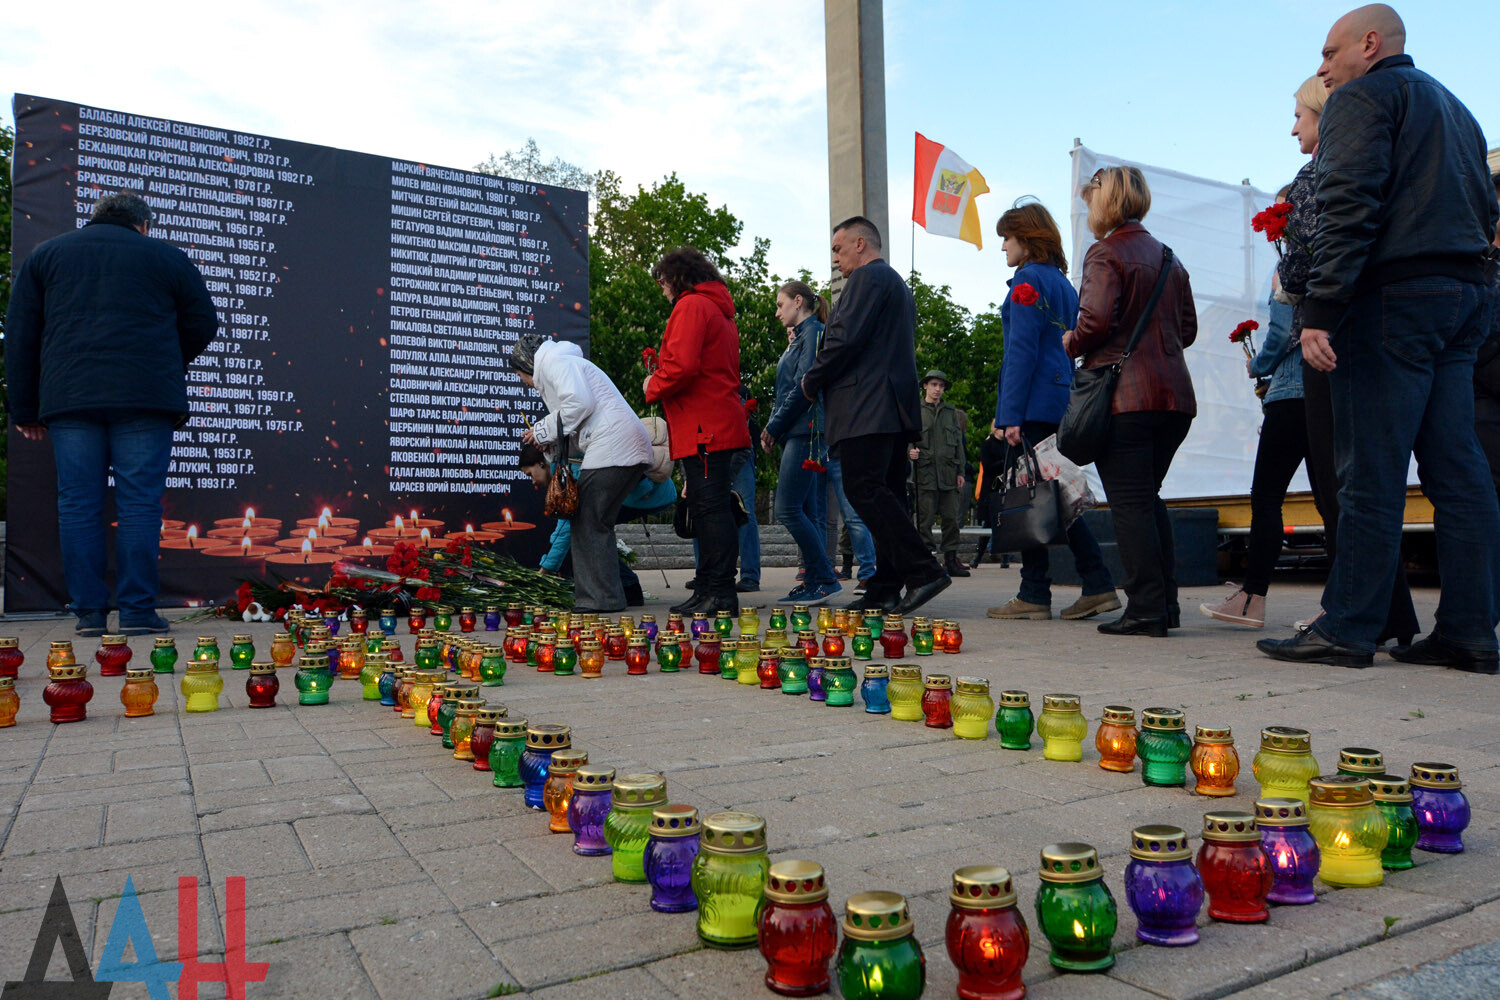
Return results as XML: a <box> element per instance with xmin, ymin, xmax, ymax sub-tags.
<box><xmin>4</xmin><ymin>0</ymin><xmax>1497</xmax><ymax>315</ymax></box>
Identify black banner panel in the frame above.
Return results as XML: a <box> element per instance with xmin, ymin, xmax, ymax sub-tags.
<box><xmin>6</xmin><ymin>94</ymin><xmax>588</xmax><ymax>611</ymax></box>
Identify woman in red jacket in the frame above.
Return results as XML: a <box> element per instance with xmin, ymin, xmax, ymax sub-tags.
<box><xmin>645</xmin><ymin>246</ymin><xmax>752</xmax><ymax>615</ymax></box>
<box><xmin>1064</xmin><ymin>166</ymin><xmax>1198</xmax><ymax>637</ymax></box>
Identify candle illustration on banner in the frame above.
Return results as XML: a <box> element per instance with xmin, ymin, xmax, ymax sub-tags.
<box><xmin>160</xmin><ymin>525</ymin><xmax>202</xmax><ymax>550</ymax></box>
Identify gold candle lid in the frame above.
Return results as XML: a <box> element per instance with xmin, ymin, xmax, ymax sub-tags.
<box><xmin>549</xmin><ymin>749</ymin><xmax>589</xmax><ymax>774</ymax></box>
<box><xmin>248</xmin><ymin>661</ymin><xmax>276</xmax><ymax>675</ymax></box>
<box><xmin>367</xmin><ymin>651</ymin><xmax>389</xmax><ymax>666</ymax></box>
<box><xmin>1038</xmin><ymin>842</ymin><xmax>1103</xmax><ymax>883</ymax></box>
<box><xmin>49</xmin><ymin>664</ymin><xmax>87</xmax><ymax>680</ymax></box>
<box><xmin>382</xmin><ymin>638</ymin><xmax>400</xmax><ymax>650</ymax></box>
<box><xmin>955</xmin><ymin>677</ymin><xmax>990</xmax><ymax>695</ymax></box>
<box><xmin>1409</xmin><ymin>762</ymin><xmax>1461</xmax><ymax>789</ymax></box>
<box><xmin>863</xmin><ymin>663</ymin><xmax>889</xmax><ymax>679</ymax></box>
<box><xmin>824</xmin><ymin>656</ymin><xmax>852</xmax><ymax>671</ymax></box>
<box><xmin>454</xmin><ymin>697</ymin><xmax>485</xmax><ymax>715</ymax></box>
<box><xmin>496</xmin><ymin>719</ymin><xmax>528</xmax><ymax>738</ymax></box>
<box><xmin>1195</xmin><ymin>724</ymin><xmax>1233</xmax><ymax>743</ymax></box>
<box><xmin>890</xmin><ymin>664</ymin><xmax>922</xmax><ymax>681</ymax></box>
<box><xmin>525</xmin><ymin>724</ymin><xmax>571</xmax><ymax>750</ymax></box>
<box><xmin>460</xmin><ymin>606</ymin><xmax>475</xmax><ymax>614</ymax></box>
<box><xmin>484</xmin><ymin>644</ymin><xmax>504</xmax><ymax>657</ymax></box>
<box><xmin>842</xmin><ymin>891</ymin><xmax>913</xmax><ymax>941</ymax></box>
<box><xmin>475</xmin><ymin>707</ymin><xmax>504</xmax><ymax>725</ymax></box>
<box><xmin>483</xmin><ymin>605</ymin><xmax>500</xmax><ymax>614</ymax></box>
<box><xmin>1101</xmin><ymin>705</ymin><xmax>1136</xmax><ymax>726</ymax></box>
<box><xmin>49</xmin><ymin>640</ymin><xmax>74</xmax><ymax>651</ymax></box>
<box><xmin>1129</xmin><ymin>824</ymin><xmax>1192</xmax><ymax>861</ymax></box>
<box><xmin>713</xmin><ymin>608</ymin><xmax>735</xmax><ymax>619</ymax></box>
<box><xmin>700</xmin><ymin>811</ymin><xmax>767</xmax><ymax>854</ymax></box>
<box><xmin>795</xmin><ymin>629</ymin><xmax>816</xmax><ymax>642</ymax></box>
<box><xmin>640</xmin><ymin>614</ymin><xmax>656</xmax><ymax>623</ymax></box>
<box><xmin>1259</xmin><ymin>726</ymin><xmax>1312</xmax><ymax>753</ymax></box>
<box><xmin>924</xmin><ymin>673</ymin><xmax>952</xmax><ymax>691</ymax></box>
<box><xmin>507</xmin><ymin>601</ymin><xmax>523</xmax><ymax>611</ymax></box>
<box><xmin>1201</xmin><ymin>811</ymin><xmax>1260</xmax><ymax>843</ymax></box>
<box><xmin>296</xmin><ymin>653</ymin><xmax>326</xmax><ymax>669</ymax></box>
<box><xmin>1338</xmin><ymin>747</ymin><xmax>1384</xmax><ymax>775</ymax></box>
<box><xmin>342</xmin><ymin>636</ymin><xmax>363</xmax><ymax>649</ymax></box>
<box><xmin>769</xmin><ymin>606</ymin><xmax>785</xmax><ymax>617</ymax></box>
<box><xmin>1141</xmin><ymin>707</ymin><xmax>1185</xmax><ymax>731</ymax></box>
<box><xmin>627</xmin><ymin>635</ymin><xmax>648</xmax><ymax>647</ymax></box>
<box><xmin>230</xmin><ymin>633</ymin><xmax>251</xmax><ymax>644</ymax></box>
<box><xmin>0</xmin><ymin>676</ymin><xmax>15</xmax><ymax>690</ymax></box>
<box><xmin>154</xmin><ymin>637</ymin><xmax>176</xmax><ymax>648</ymax></box>
<box><xmin>697</xmin><ymin>635</ymin><xmax>721</xmax><ymax>648</ymax></box>
<box><xmin>352</xmin><ymin>608</ymin><xmax>368</xmax><ymax>617</ymax></box>
<box><xmin>612</xmin><ymin>773</ymin><xmax>667</xmax><ymax>808</ymax></box>
<box><xmin>1041</xmin><ymin>693</ymin><xmax>1081</xmax><ymax>713</ymax></box>
<box><xmin>882</xmin><ymin>615</ymin><xmax>905</xmax><ymax>630</ymax></box>
<box><xmin>999</xmin><ymin>690</ymin><xmax>1030</xmax><ymax>708</ymax></box>
<box><xmin>650</xmin><ymin>804</ymin><xmax>701</xmax><ymax>838</ymax></box>
<box><xmin>1308</xmin><ymin>774</ymin><xmax>1374</xmax><ymax>807</ymax></box>
<box><xmin>0</xmin><ymin>637</ymin><xmax>18</xmax><ymax>649</ymax></box>
<box><xmin>950</xmin><ymin>865</ymin><xmax>1017</xmax><ymax>909</ymax></box>
<box><xmin>1368</xmin><ymin>774</ymin><xmax>1413</xmax><ymax>802</ymax></box>
<box><xmin>854</xmin><ymin>626</ymin><xmax>872</xmax><ymax>637</ymax></box>
<box><xmin>102</xmin><ymin>634</ymin><xmax>129</xmax><ymax>646</ymax></box>
<box><xmin>124</xmin><ymin>666</ymin><xmax>155</xmax><ymax>681</ymax></box>
<box><xmin>765</xmin><ymin>860</ymin><xmax>828</xmax><ymax>904</ymax></box>
<box><xmin>792</xmin><ymin>604</ymin><xmax>809</xmax><ymax>614</ymax></box>
<box><xmin>196</xmin><ymin>635</ymin><xmax>218</xmax><ymax>645</ymax></box>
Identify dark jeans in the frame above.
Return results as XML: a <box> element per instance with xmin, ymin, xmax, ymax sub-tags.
<box><xmin>730</xmin><ymin>448</ymin><xmax>761</xmax><ymax>585</ymax></box>
<box><xmin>1094</xmin><ymin>411</ymin><xmax>1192</xmax><ymax>619</ymax></box>
<box><xmin>775</xmin><ymin>436</ymin><xmax>837</xmax><ymax>587</ymax></box>
<box><xmin>49</xmin><ymin>410</ymin><xmax>177</xmax><ymax>618</ymax></box>
<box><xmin>574</xmin><ymin>464</ymin><xmax>647</xmax><ymax>611</ymax></box>
<box><xmin>1322</xmin><ymin>277</ymin><xmax>1499</xmax><ymax>652</ymax></box>
<box><xmin>835</xmin><ymin>433</ymin><xmax>944</xmax><ymax>597</ymax></box>
<box><xmin>1305</xmin><ymin>362</ymin><xmax>1420</xmax><ymax>639</ymax></box>
<box><xmin>1006</xmin><ymin>421</ymin><xmax>1113</xmax><ymax>605</ymax></box>
<box><xmin>1243</xmin><ymin>399</ymin><xmax>1310</xmax><ymax>596</ymax></box>
<box><xmin>683</xmin><ymin>447</ymin><xmax>739</xmax><ymax>597</ymax></box>
<box><xmin>1476</xmin><ymin>387</ymin><xmax>1500</xmax><ymax>502</ymax></box>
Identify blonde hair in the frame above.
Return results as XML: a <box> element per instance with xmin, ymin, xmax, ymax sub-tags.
<box><xmin>1294</xmin><ymin>75</ymin><xmax>1327</xmax><ymax>116</ymax></box>
<box><xmin>1083</xmin><ymin>166</ymin><xmax>1151</xmax><ymax>239</ymax></box>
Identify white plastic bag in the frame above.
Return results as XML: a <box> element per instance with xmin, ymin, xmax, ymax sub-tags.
<box><xmin>1031</xmin><ymin>433</ymin><xmax>1097</xmax><ymax>527</ymax></box>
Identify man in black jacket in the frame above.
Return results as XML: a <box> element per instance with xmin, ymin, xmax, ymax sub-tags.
<box><xmin>6</xmin><ymin>193</ymin><xmax>219</xmax><ymax>635</ymax></box>
<box><xmin>1260</xmin><ymin>4</ymin><xmax>1500</xmax><ymax>673</ymax></box>
<box><xmin>802</xmin><ymin>217</ymin><xmax>948</xmax><ymax>614</ymax></box>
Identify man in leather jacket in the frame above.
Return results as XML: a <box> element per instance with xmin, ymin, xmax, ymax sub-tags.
<box><xmin>1261</xmin><ymin>4</ymin><xmax>1500</xmax><ymax>674</ymax></box>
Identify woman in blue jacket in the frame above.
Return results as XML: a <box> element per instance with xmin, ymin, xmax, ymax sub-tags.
<box><xmin>986</xmin><ymin>201</ymin><xmax>1120</xmax><ymax>622</ymax></box>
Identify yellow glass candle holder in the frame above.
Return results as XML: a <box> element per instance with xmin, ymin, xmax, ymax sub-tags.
<box><xmin>950</xmin><ymin>677</ymin><xmax>993</xmax><ymax>740</ymax></box>
<box><xmin>181</xmin><ymin>658</ymin><xmax>223</xmax><ymax>713</ymax></box>
<box><xmin>1309</xmin><ymin>775</ymin><xmax>1388</xmax><ymax>888</ymax></box>
<box><xmin>1252</xmin><ymin>727</ymin><xmax>1320</xmax><ymax>805</ymax></box>
<box><xmin>1095</xmin><ymin>705</ymin><xmax>1138</xmax><ymax>772</ymax></box>
<box><xmin>450</xmin><ymin>698</ymin><xmax>485</xmax><ymax>761</ymax></box>
<box><xmin>1191</xmin><ymin>725</ymin><xmax>1240</xmax><ymax>797</ymax></box>
<box><xmin>1038</xmin><ymin>693</ymin><xmax>1087</xmax><ymax>761</ymax></box>
<box><xmin>887</xmin><ymin>664</ymin><xmax>924</xmax><ymax>721</ymax></box>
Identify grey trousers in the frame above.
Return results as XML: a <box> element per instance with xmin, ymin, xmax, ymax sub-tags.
<box><xmin>573</xmin><ymin>464</ymin><xmax>647</xmax><ymax>611</ymax></box>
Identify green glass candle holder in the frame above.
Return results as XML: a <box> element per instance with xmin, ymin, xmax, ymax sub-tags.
<box><xmin>489</xmin><ymin>719</ymin><xmax>528</xmax><ymax>788</ymax></box>
<box><xmin>229</xmin><ymin>634</ymin><xmax>255</xmax><ymax>670</ymax></box>
<box><xmin>692</xmin><ymin>812</ymin><xmax>769</xmax><ymax>948</ymax></box>
<box><xmin>293</xmin><ymin>654</ymin><xmax>331</xmax><ymax>706</ymax></box>
<box><xmin>1337</xmin><ymin>747</ymin><xmax>1385</xmax><ymax>779</ymax></box>
<box><xmin>836</xmin><ymin>892</ymin><xmax>926</xmax><ymax>1000</ymax></box>
<box><xmin>657</xmin><ymin>633</ymin><xmax>684</xmax><ymax>672</ymax></box>
<box><xmin>480</xmin><ymin>645</ymin><xmax>508</xmax><ymax>685</ymax></box>
<box><xmin>150</xmin><ymin>637</ymin><xmax>179</xmax><ymax>675</ymax></box>
<box><xmin>791</xmin><ymin>605</ymin><xmax>812</xmax><ymax>632</ymax></box>
<box><xmin>1037</xmin><ymin>694</ymin><xmax>1086</xmax><ymax>761</ymax></box>
<box><xmin>714</xmin><ymin>610</ymin><xmax>736</xmax><ymax>640</ymax></box>
<box><xmin>777</xmin><ymin>648</ymin><xmax>808</xmax><ymax>694</ymax></box>
<box><xmin>1369</xmin><ymin>774</ymin><xmax>1417</xmax><ymax>870</ymax></box>
<box><xmin>360</xmin><ymin>651</ymin><xmax>386</xmax><ymax>700</ymax></box>
<box><xmin>851</xmin><ymin>627</ymin><xmax>874</xmax><ymax>660</ymax></box>
<box><xmin>1035</xmin><ymin>843</ymin><xmax>1116</xmax><ymax>971</ymax></box>
<box><xmin>1138</xmin><ymin>708</ymin><xmax>1192</xmax><ymax>787</ymax></box>
<box><xmin>821</xmin><ymin>657</ymin><xmax>857</xmax><ymax>707</ymax></box>
<box><xmin>719</xmin><ymin>645</ymin><xmax>738</xmax><ymax>680</ymax></box>
<box><xmin>550</xmin><ymin>643</ymin><xmax>576</xmax><ymax>677</ymax></box>
<box><xmin>768</xmin><ymin>608</ymin><xmax>787</xmax><ymax>632</ymax></box>
<box><xmin>605</xmin><ymin>773</ymin><xmax>668</xmax><ymax>883</ymax></box>
<box><xmin>996</xmin><ymin>690</ymin><xmax>1034</xmax><ymax>750</ymax></box>
<box><xmin>912</xmin><ymin>628</ymin><xmax>935</xmax><ymax>657</ymax></box>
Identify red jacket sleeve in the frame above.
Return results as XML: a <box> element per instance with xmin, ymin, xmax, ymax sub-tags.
<box><xmin>645</xmin><ymin>297</ymin><xmax>707</xmax><ymax>403</ymax></box>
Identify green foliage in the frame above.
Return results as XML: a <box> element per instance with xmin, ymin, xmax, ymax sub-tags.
<box><xmin>910</xmin><ymin>271</ymin><xmax>1004</xmax><ymax>468</ymax></box>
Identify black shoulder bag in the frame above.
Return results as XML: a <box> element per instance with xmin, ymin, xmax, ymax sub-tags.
<box><xmin>1057</xmin><ymin>246</ymin><xmax>1175</xmax><ymax>466</ymax></box>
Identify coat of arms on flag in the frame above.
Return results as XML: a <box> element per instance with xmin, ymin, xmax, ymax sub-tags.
<box><xmin>913</xmin><ymin>133</ymin><xmax>989</xmax><ymax>248</ymax></box>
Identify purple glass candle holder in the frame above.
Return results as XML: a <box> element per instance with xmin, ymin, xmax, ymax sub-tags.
<box><xmin>569</xmin><ymin>767</ymin><xmax>615</xmax><ymax>856</ymax></box>
<box><xmin>644</xmin><ymin>805</ymin><xmax>701</xmax><ymax>913</ymax></box>
<box><xmin>1123</xmin><ymin>826</ymin><xmax>1203</xmax><ymax>947</ymax></box>
<box><xmin>1410</xmin><ymin>763</ymin><xmax>1469</xmax><ymax>854</ymax></box>
<box><xmin>484</xmin><ymin>607</ymin><xmax>502</xmax><ymax>631</ymax></box>
<box><xmin>324</xmin><ymin>615</ymin><xmax>342</xmax><ymax>636</ymax></box>
<box><xmin>1255</xmin><ymin>798</ymin><xmax>1320</xmax><ymax>905</ymax></box>
<box><xmin>807</xmin><ymin>658</ymin><xmax>827</xmax><ymax>702</ymax></box>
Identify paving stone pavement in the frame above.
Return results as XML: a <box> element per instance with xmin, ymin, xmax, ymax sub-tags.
<box><xmin>0</xmin><ymin>566</ymin><xmax>1496</xmax><ymax>999</ymax></box>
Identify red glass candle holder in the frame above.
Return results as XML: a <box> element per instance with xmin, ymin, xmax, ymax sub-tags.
<box><xmin>923</xmin><ymin>674</ymin><xmax>954</xmax><ymax>728</ymax></box>
<box><xmin>536</xmin><ymin>640</ymin><xmax>556</xmax><ymax>674</ymax></box>
<box><xmin>758</xmin><ymin>860</ymin><xmax>837</xmax><ymax>996</ymax></box>
<box><xmin>1197</xmin><ymin>811</ymin><xmax>1272</xmax><ymax>922</ymax></box>
<box><xmin>94</xmin><ymin>635</ymin><xmax>133</xmax><ymax>677</ymax></box>
<box><xmin>246</xmin><ymin>663</ymin><xmax>280</xmax><ymax>708</ymax></box>
<box><xmin>459</xmin><ymin>607</ymin><xmax>477</xmax><ymax>632</ymax></box>
<box><xmin>0</xmin><ymin>637</ymin><xmax>24</xmax><ymax>679</ymax></box>
<box><xmin>43</xmin><ymin>664</ymin><xmax>93</xmax><ymax>723</ymax></box>
<box><xmin>796</xmin><ymin>630</ymin><xmax>818</xmax><ymax>661</ymax></box>
<box><xmin>349</xmin><ymin>609</ymin><xmax>368</xmax><ymax>634</ymax></box>
<box><xmin>504</xmin><ymin>602</ymin><xmax>525</xmax><ymax>627</ymax></box>
<box><xmin>695</xmin><ymin>637</ymin><xmax>722</xmax><ymax>675</ymax></box>
<box><xmin>757</xmin><ymin>652</ymin><xmax>781</xmax><ymax>689</ymax></box>
<box><xmin>821</xmin><ymin>633</ymin><xmax>845</xmax><ymax>658</ymax></box>
<box><xmin>946</xmin><ymin>865</ymin><xmax>1029</xmax><ymax>1000</ymax></box>
<box><xmin>626</xmin><ymin>640</ymin><xmax>650</xmax><ymax>675</ymax></box>
<box><xmin>942</xmin><ymin>621</ymin><xmax>964</xmax><ymax>653</ymax></box>
<box><xmin>604</xmin><ymin>629</ymin><xmax>628</xmax><ymax>662</ymax></box>
<box><xmin>880</xmin><ymin>623</ymin><xmax>909</xmax><ymax>658</ymax></box>
<box><xmin>408</xmin><ymin>609</ymin><xmax>427</xmax><ymax>633</ymax></box>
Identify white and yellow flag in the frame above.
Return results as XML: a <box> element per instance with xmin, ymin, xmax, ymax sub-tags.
<box><xmin>912</xmin><ymin>132</ymin><xmax>989</xmax><ymax>249</ymax></box>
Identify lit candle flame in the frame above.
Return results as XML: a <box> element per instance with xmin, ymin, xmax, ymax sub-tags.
<box><xmin>419</xmin><ymin>527</ymin><xmax>431</xmax><ymax>545</ymax></box>
<box><xmin>318</xmin><ymin>512</ymin><xmax>330</xmax><ymax>530</ymax></box>
<box><xmin>321</xmin><ymin>507</ymin><xmax>333</xmax><ymax>520</ymax></box>
<box><xmin>241</xmin><ymin>516</ymin><xmax>253</xmax><ymax>530</ymax></box>
<box><xmin>306</xmin><ymin>528</ymin><xmax>318</xmax><ymax>541</ymax></box>
<box><xmin>393</xmin><ymin>514</ymin><xmax>405</xmax><ymax>533</ymax></box>
<box><xmin>245</xmin><ymin>507</ymin><xmax>256</xmax><ymax>520</ymax></box>
<box><xmin>362</xmin><ymin>537</ymin><xmax>373</xmax><ymax>551</ymax></box>
<box><xmin>410</xmin><ymin>509</ymin><xmax>419</xmax><ymax>522</ymax></box>
<box><xmin>240</xmin><ymin>536</ymin><xmax>252</xmax><ymax>555</ymax></box>
<box><xmin>186</xmin><ymin>525</ymin><xmax>198</xmax><ymax>547</ymax></box>
<box><xmin>465</xmin><ymin>523</ymin><xmax>475</xmax><ymax>534</ymax></box>
<box><xmin>1333</xmin><ymin>830</ymin><xmax>1351</xmax><ymax>849</ymax></box>
<box><xmin>301</xmin><ymin>538</ymin><xmax>313</xmax><ymax>563</ymax></box>
<box><xmin>502</xmin><ymin>508</ymin><xmax>514</xmax><ymax>524</ymax></box>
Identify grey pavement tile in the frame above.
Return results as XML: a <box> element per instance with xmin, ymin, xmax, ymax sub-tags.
<box><xmin>201</xmin><ymin>823</ymin><xmax>310</xmax><ymax>877</ymax></box>
<box><xmin>263</xmin><ymin>753</ymin><xmax>338</xmax><ymax>785</ymax></box>
<box><xmin>644</xmin><ymin>944</ymin><xmax>766</xmax><ymax>999</ymax></box>
<box><xmin>1027</xmin><ymin>975</ymin><xmax>1167</xmax><ymax>999</ymax></box>
<box><xmin>528</xmin><ymin>967</ymin><xmax>674</xmax><ymax>1000</ymax></box>
<box><xmin>0</xmin><ymin>832</ymin><xmax>202</xmax><ymax>884</ymax></box>
<box><xmin>237</xmin><ymin>880</ymin><xmax>454</xmax><ymax>941</ymax></box>
<box><xmin>247</xmin><ymin>932</ymin><xmax>379</xmax><ymax>1000</ymax></box>
<box><xmin>112</xmin><ymin>744</ymin><xmax>189</xmax><ymax>772</ymax></box>
<box><xmin>104</xmin><ymin>795</ymin><xmax>199</xmax><ymax>844</ymax></box>
<box><xmin>419</xmin><ymin>844</ymin><xmax>553</xmax><ymax>907</ymax></box>
<box><xmin>1342</xmin><ymin>939</ymin><xmax>1500</xmax><ymax>1000</ymax></box>
<box><xmin>393</xmin><ymin>809</ymin><xmax>550</xmax><ymax>854</ymax></box>
<box><xmin>196</xmin><ymin>788</ymin><xmax>371</xmax><ymax>833</ymax></box>
<box><xmin>31</xmin><ymin>751</ymin><xmax>108</xmax><ymax>782</ymax></box>
<box><xmin>493</xmin><ymin>910</ymin><xmax>701</xmax><ymax>990</ymax></box>
<box><xmin>20</xmin><ymin>777</ymin><xmax>191</xmax><ymax>812</ymax></box>
<box><xmin>90</xmin><ymin>878</ymin><xmax>225</xmax><ymax>964</ymax></box>
<box><xmin>188</xmin><ymin>759</ymin><xmax>272</xmax><ymax>793</ymax></box>
<box><xmin>195</xmin><ymin>775</ymin><xmax>356</xmax><ymax>811</ymax></box>
<box><xmin>293</xmin><ymin>813</ymin><xmax>404</xmax><ymax>869</ymax></box>
<box><xmin>1109</xmin><ymin>920</ymin><xmax>1311</xmax><ymax>999</ymax></box>
<box><xmin>349</xmin><ymin>772</ymin><xmax>451</xmax><ymax>812</ymax></box>
<box><xmin>462</xmin><ymin>882</ymin><xmax>660</xmax><ymax>947</ymax></box>
<box><xmin>315</xmin><ymin>728</ymin><xmax>393</xmax><ymax>754</ymax></box>
<box><xmin>2</xmin><ymin>804</ymin><xmax>105</xmax><ymax>855</ymax></box>
<box><xmin>0</xmin><ymin>895</ymin><xmax>99</xmax><ymax>984</ymax></box>
<box><xmin>420</xmin><ymin>762</ymin><xmax>504</xmax><ymax>800</ymax></box>
<box><xmin>350</xmin><ymin>912</ymin><xmax>512</xmax><ymax>1000</ymax></box>
<box><xmin>214</xmin><ymin>857</ymin><xmax>429</xmax><ymax>912</ymax></box>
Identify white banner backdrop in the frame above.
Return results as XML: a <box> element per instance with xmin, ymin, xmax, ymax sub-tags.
<box><xmin>1068</xmin><ymin>144</ymin><xmax>1298</xmax><ymax>500</ymax></box>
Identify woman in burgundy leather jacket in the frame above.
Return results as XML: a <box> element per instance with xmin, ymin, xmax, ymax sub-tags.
<box><xmin>1064</xmin><ymin>166</ymin><xmax>1197</xmax><ymax>636</ymax></box>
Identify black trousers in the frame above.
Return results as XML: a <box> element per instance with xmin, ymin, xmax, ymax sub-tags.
<box><xmin>835</xmin><ymin>433</ymin><xmax>944</xmax><ymax>596</ymax></box>
<box><xmin>1476</xmin><ymin>386</ymin><xmax>1500</xmax><ymax>502</ymax></box>
<box><xmin>1243</xmin><ymin>399</ymin><xmax>1310</xmax><ymax>596</ymax></box>
<box><xmin>1094</xmin><ymin>411</ymin><xmax>1192</xmax><ymax>619</ymax></box>
<box><xmin>1303</xmin><ymin>361</ymin><xmax>1420</xmax><ymax>640</ymax></box>
<box><xmin>683</xmin><ymin>447</ymin><xmax>739</xmax><ymax>597</ymax></box>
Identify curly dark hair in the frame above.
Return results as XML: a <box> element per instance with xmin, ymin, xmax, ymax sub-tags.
<box><xmin>650</xmin><ymin>246</ymin><xmax>724</xmax><ymax>298</ymax></box>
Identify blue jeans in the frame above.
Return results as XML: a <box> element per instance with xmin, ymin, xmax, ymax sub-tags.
<box><xmin>827</xmin><ymin>455</ymin><xmax>876</xmax><ymax>580</ymax></box>
<box><xmin>49</xmin><ymin>411</ymin><xmax>177</xmax><ymax>618</ymax></box>
<box><xmin>1321</xmin><ymin>277</ymin><xmax>1499</xmax><ymax>651</ymax></box>
<box><xmin>775</xmin><ymin>437</ymin><xmax>837</xmax><ymax>587</ymax></box>
<box><xmin>730</xmin><ymin>448</ymin><xmax>760</xmax><ymax>585</ymax></box>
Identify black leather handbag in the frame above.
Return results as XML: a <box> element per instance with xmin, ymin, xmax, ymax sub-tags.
<box><xmin>989</xmin><ymin>436</ymin><xmax>1064</xmax><ymax>552</ymax></box>
<box><xmin>1057</xmin><ymin>246</ymin><xmax>1175</xmax><ymax>466</ymax></box>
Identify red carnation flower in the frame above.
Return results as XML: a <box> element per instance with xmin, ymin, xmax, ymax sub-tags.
<box><xmin>1229</xmin><ymin>320</ymin><xmax>1259</xmax><ymax>344</ymax></box>
<box><xmin>744</xmin><ymin>398</ymin><xmax>758</xmax><ymax>413</ymax></box>
<box><xmin>801</xmin><ymin>459</ymin><xmax>827</xmax><ymax>473</ymax></box>
<box><xmin>1011</xmin><ymin>283</ymin><xmax>1040</xmax><ymax>307</ymax></box>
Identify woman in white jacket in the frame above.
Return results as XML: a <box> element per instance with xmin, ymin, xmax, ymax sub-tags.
<box><xmin>512</xmin><ymin>334</ymin><xmax>653</xmax><ymax>612</ymax></box>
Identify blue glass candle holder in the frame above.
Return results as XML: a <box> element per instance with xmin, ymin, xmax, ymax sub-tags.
<box><xmin>1254</xmin><ymin>798</ymin><xmax>1319</xmax><ymax>905</ymax></box>
<box><xmin>1123</xmin><ymin>825</ymin><xmax>1203</xmax><ymax>947</ymax></box>
<box><xmin>1410</xmin><ymin>763</ymin><xmax>1469</xmax><ymax>854</ymax></box>
<box><xmin>644</xmin><ymin>804</ymin><xmax>701</xmax><ymax>912</ymax></box>
<box><xmin>377</xmin><ymin>662</ymin><xmax>398</xmax><ymax>706</ymax></box>
<box><xmin>519</xmin><ymin>724</ymin><xmax>570</xmax><ymax>811</ymax></box>
<box><xmin>569</xmin><ymin>766</ymin><xmax>615</xmax><ymax>856</ymax></box>
<box><xmin>379</xmin><ymin>611</ymin><xmax>397</xmax><ymax>635</ymax></box>
<box><xmin>860</xmin><ymin>664</ymin><xmax>890</xmax><ymax>714</ymax></box>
